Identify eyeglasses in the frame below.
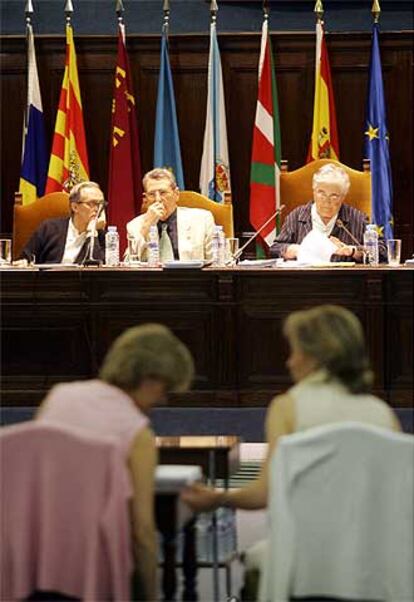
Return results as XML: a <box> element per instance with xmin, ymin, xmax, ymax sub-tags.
<box><xmin>144</xmin><ymin>190</ymin><xmax>175</xmax><ymax>201</ymax></box>
<box><xmin>315</xmin><ymin>189</ymin><xmax>342</xmax><ymax>203</ymax></box>
<box><xmin>75</xmin><ymin>200</ymin><xmax>107</xmax><ymax>209</ymax></box>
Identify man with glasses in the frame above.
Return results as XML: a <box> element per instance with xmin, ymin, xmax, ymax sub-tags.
<box><xmin>20</xmin><ymin>181</ymin><xmax>107</xmax><ymax>264</ymax></box>
<box><xmin>270</xmin><ymin>163</ymin><xmax>386</xmax><ymax>262</ymax></box>
<box><xmin>127</xmin><ymin>168</ymin><xmax>214</xmax><ymax>262</ymax></box>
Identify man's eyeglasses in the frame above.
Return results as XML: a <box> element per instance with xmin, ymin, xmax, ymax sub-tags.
<box><xmin>315</xmin><ymin>189</ymin><xmax>342</xmax><ymax>203</ymax></box>
<box><xmin>75</xmin><ymin>200</ymin><xmax>107</xmax><ymax>210</ymax></box>
<box><xmin>144</xmin><ymin>190</ymin><xmax>174</xmax><ymax>201</ymax></box>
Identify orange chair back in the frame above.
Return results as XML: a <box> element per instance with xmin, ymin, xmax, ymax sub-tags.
<box><xmin>178</xmin><ymin>191</ymin><xmax>234</xmax><ymax>237</ymax></box>
<box><xmin>280</xmin><ymin>159</ymin><xmax>371</xmax><ymax>224</ymax></box>
<box><xmin>13</xmin><ymin>192</ymin><xmax>70</xmax><ymax>259</ymax></box>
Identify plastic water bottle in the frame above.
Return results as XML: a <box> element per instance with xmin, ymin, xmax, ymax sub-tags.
<box><xmin>363</xmin><ymin>224</ymin><xmax>379</xmax><ymax>266</ymax></box>
<box><xmin>217</xmin><ymin>226</ymin><xmax>226</xmax><ymax>266</ymax></box>
<box><xmin>147</xmin><ymin>225</ymin><xmax>160</xmax><ymax>267</ymax></box>
<box><xmin>105</xmin><ymin>226</ymin><xmax>120</xmax><ymax>266</ymax></box>
<box><xmin>212</xmin><ymin>226</ymin><xmax>221</xmax><ymax>267</ymax></box>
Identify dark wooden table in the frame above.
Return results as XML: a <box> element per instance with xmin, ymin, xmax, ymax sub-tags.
<box><xmin>156</xmin><ymin>435</ymin><xmax>240</xmax><ymax>602</ymax></box>
<box><xmin>1</xmin><ymin>266</ymin><xmax>413</xmax><ymax>408</ymax></box>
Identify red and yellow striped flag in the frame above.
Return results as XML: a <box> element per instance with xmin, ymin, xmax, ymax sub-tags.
<box><xmin>308</xmin><ymin>22</ymin><xmax>339</xmax><ymax>162</ymax></box>
<box><xmin>45</xmin><ymin>24</ymin><xmax>89</xmax><ymax>193</ymax></box>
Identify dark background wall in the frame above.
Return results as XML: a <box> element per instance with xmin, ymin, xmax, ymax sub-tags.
<box><xmin>1</xmin><ymin>1</ymin><xmax>413</xmax><ymax>255</ymax></box>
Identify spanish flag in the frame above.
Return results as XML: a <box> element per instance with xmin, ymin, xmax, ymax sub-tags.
<box><xmin>308</xmin><ymin>22</ymin><xmax>339</xmax><ymax>162</ymax></box>
<box><xmin>45</xmin><ymin>24</ymin><xmax>89</xmax><ymax>193</ymax></box>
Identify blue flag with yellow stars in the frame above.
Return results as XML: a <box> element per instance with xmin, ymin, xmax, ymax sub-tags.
<box><xmin>364</xmin><ymin>23</ymin><xmax>393</xmax><ymax>240</ymax></box>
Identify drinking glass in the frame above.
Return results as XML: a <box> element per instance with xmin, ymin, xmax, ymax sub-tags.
<box><xmin>387</xmin><ymin>239</ymin><xmax>401</xmax><ymax>266</ymax></box>
<box><xmin>226</xmin><ymin>237</ymin><xmax>239</xmax><ymax>266</ymax></box>
<box><xmin>127</xmin><ymin>236</ymin><xmax>140</xmax><ymax>265</ymax></box>
<box><xmin>0</xmin><ymin>239</ymin><xmax>12</xmax><ymax>265</ymax></box>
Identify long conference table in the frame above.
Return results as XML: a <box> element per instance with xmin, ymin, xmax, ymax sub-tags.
<box><xmin>1</xmin><ymin>265</ymin><xmax>413</xmax><ymax>410</ymax></box>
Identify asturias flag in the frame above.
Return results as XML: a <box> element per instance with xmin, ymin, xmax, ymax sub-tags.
<box><xmin>199</xmin><ymin>20</ymin><xmax>231</xmax><ymax>202</ymax></box>
<box><xmin>46</xmin><ymin>24</ymin><xmax>89</xmax><ymax>192</ymax></box>
<box><xmin>308</xmin><ymin>22</ymin><xmax>339</xmax><ymax>162</ymax></box>
<box><xmin>108</xmin><ymin>24</ymin><xmax>143</xmax><ymax>253</ymax></box>
<box><xmin>364</xmin><ymin>23</ymin><xmax>393</xmax><ymax>240</ymax></box>
<box><xmin>19</xmin><ymin>23</ymin><xmax>48</xmax><ymax>205</ymax></box>
<box><xmin>154</xmin><ymin>27</ymin><xmax>184</xmax><ymax>189</ymax></box>
<box><xmin>249</xmin><ymin>18</ymin><xmax>282</xmax><ymax>247</ymax></box>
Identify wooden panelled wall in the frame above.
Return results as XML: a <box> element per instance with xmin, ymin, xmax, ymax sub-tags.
<box><xmin>1</xmin><ymin>32</ymin><xmax>413</xmax><ymax>255</ymax></box>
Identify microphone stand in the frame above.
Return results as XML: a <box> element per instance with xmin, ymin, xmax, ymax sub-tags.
<box><xmin>233</xmin><ymin>205</ymin><xmax>285</xmax><ymax>261</ymax></box>
<box><xmin>335</xmin><ymin>219</ymin><xmax>362</xmax><ymax>247</ymax></box>
<box><xmin>83</xmin><ymin>205</ymin><xmax>104</xmax><ymax>267</ymax></box>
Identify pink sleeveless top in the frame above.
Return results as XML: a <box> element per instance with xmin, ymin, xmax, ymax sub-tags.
<box><xmin>37</xmin><ymin>379</ymin><xmax>149</xmax><ymax>456</ymax></box>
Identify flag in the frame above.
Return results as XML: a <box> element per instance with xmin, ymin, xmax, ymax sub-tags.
<box><xmin>154</xmin><ymin>27</ymin><xmax>184</xmax><ymax>189</ymax></box>
<box><xmin>249</xmin><ymin>18</ymin><xmax>282</xmax><ymax>248</ymax></box>
<box><xmin>199</xmin><ymin>20</ymin><xmax>231</xmax><ymax>202</ymax></box>
<box><xmin>107</xmin><ymin>24</ymin><xmax>143</xmax><ymax>253</ymax></box>
<box><xmin>308</xmin><ymin>22</ymin><xmax>339</xmax><ymax>161</ymax></box>
<box><xmin>19</xmin><ymin>23</ymin><xmax>48</xmax><ymax>205</ymax></box>
<box><xmin>364</xmin><ymin>23</ymin><xmax>393</xmax><ymax>240</ymax></box>
<box><xmin>46</xmin><ymin>24</ymin><xmax>89</xmax><ymax>193</ymax></box>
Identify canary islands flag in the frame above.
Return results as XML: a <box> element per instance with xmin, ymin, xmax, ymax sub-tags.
<box><xmin>364</xmin><ymin>23</ymin><xmax>393</xmax><ymax>240</ymax></box>
<box><xmin>19</xmin><ymin>23</ymin><xmax>48</xmax><ymax>205</ymax></box>
<box><xmin>154</xmin><ymin>28</ymin><xmax>184</xmax><ymax>189</ymax></box>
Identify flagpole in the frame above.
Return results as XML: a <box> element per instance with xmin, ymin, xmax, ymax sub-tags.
<box><xmin>64</xmin><ymin>0</ymin><xmax>73</xmax><ymax>26</ymax></box>
<box><xmin>314</xmin><ymin>0</ymin><xmax>324</xmax><ymax>24</ymax></box>
<box><xmin>209</xmin><ymin>0</ymin><xmax>218</xmax><ymax>200</ymax></box>
<box><xmin>163</xmin><ymin>0</ymin><xmax>170</xmax><ymax>36</ymax></box>
<box><xmin>371</xmin><ymin>0</ymin><xmax>381</xmax><ymax>23</ymax></box>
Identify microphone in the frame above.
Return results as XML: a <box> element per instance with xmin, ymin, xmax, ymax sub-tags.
<box><xmin>83</xmin><ymin>203</ymin><xmax>105</xmax><ymax>266</ymax></box>
<box><xmin>233</xmin><ymin>205</ymin><xmax>285</xmax><ymax>261</ymax></box>
<box><xmin>335</xmin><ymin>218</ymin><xmax>361</xmax><ymax>247</ymax></box>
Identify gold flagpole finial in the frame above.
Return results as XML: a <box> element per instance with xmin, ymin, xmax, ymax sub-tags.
<box><xmin>163</xmin><ymin>0</ymin><xmax>170</xmax><ymax>32</ymax></box>
<box><xmin>371</xmin><ymin>0</ymin><xmax>381</xmax><ymax>23</ymax></box>
<box><xmin>314</xmin><ymin>0</ymin><xmax>324</xmax><ymax>23</ymax></box>
<box><xmin>115</xmin><ymin>0</ymin><xmax>124</xmax><ymax>25</ymax></box>
<box><xmin>210</xmin><ymin>0</ymin><xmax>218</xmax><ymax>24</ymax></box>
<box><xmin>64</xmin><ymin>0</ymin><xmax>74</xmax><ymax>24</ymax></box>
<box><xmin>263</xmin><ymin>0</ymin><xmax>269</xmax><ymax>21</ymax></box>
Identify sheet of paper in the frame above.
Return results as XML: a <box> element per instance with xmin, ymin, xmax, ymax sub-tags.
<box><xmin>297</xmin><ymin>230</ymin><xmax>337</xmax><ymax>264</ymax></box>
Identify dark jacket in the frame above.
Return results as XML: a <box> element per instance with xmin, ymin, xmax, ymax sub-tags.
<box><xmin>20</xmin><ymin>217</ymin><xmax>105</xmax><ymax>264</ymax></box>
<box><xmin>269</xmin><ymin>201</ymin><xmax>387</xmax><ymax>262</ymax></box>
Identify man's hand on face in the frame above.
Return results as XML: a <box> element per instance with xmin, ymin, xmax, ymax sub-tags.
<box><xmin>146</xmin><ymin>200</ymin><xmax>167</xmax><ymax>226</ymax></box>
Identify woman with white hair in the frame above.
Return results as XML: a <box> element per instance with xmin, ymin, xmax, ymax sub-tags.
<box><xmin>269</xmin><ymin>163</ymin><xmax>386</xmax><ymax>262</ymax></box>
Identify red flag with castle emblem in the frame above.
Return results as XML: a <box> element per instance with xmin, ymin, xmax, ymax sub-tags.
<box><xmin>108</xmin><ymin>24</ymin><xmax>142</xmax><ymax>253</ymax></box>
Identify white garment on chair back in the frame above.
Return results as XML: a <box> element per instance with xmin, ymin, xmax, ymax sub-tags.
<box><xmin>262</xmin><ymin>422</ymin><xmax>414</xmax><ymax>602</ymax></box>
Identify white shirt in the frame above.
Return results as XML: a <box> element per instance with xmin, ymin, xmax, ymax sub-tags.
<box><xmin>61</xmin><ymin>219</ymin><xmax>88</xmax><ymax>264</ymax></box>
<box><xmin>311</xmin><ymin>203</ymin><xmax>338</xmax><ymax>237</ymax></box>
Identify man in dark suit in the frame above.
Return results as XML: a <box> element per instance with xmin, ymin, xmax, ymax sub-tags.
<box><xmin>269</xmin><ymin>163</ymin><xmax>386</xmax><ymax>262</ymax></box>
<box><xmin>21</xmin><ymin>182</ymin><xmax>106</xmax><ymax>264</ymax></box>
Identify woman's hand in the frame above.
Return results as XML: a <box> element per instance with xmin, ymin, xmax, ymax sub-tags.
<box><xmin>181</xmin><ymin>482</ymin><xmax>224</xmax><ymax>512</ymax></box>
<box><xmin>329</xmin><ymin>236</ymin><xmax>354</xmax><ymax>257</ymax></box>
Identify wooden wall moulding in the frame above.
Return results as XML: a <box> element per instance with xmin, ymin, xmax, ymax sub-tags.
<box><xmin>1</xmin><ymin>268</ymin><xmax>412</xmax><ymax>408</ymax></box>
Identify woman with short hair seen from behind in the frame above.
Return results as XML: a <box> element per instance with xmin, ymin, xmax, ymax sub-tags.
<box><xmin>37</xmin><ymin>324</ymin><xmax>194</xmax><ymax>601</ymax></box>
<box><xmin>183</xmin><ymin>305</ymin><xmax>400</xmax><ymax>512</ymax></box>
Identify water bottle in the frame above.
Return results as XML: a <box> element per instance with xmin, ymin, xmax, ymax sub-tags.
<box><xmin>363</xmin><ymin>224</ymin><xmax>379</xmax><ymax>266</ymax></box>
<box><xmin>105</xmin><ymin>226</ymin><xmax>120</xmax><ymax>266</ymax></box>
<box><xmin>217</xmin><ymin>226</ymin><xmax>226</xmax><ymax>266</ymax></box>
<box><xmin>212</xmin><ymin>226</ymin><xmax>221</xmax><ymax>267</ymax></box>
<box><xmin>147</xmin><ymin>225</ymin><xmax>160</xmax><ymax>267</ymax></box>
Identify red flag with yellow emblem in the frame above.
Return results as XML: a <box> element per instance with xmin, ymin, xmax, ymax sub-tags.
<box><xmin>307</xmin><ymin>22</ymin><xmax>339</xmax><ymax>162</ymax></box>
<box><xmin>107</xmin><ymin>24</ymin><xmax>142</xmax><ymax>253</ymax></box>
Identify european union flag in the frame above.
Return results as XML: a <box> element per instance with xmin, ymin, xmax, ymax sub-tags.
<box><xmin>364</xmin><ymin>23</ymin><xmax>393</xmax><ymax>240</ymax></box>
<box><xmin>154</xmin><ymin>29</ymin><xmax>185</xmax><ymax>189</ymax></box>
